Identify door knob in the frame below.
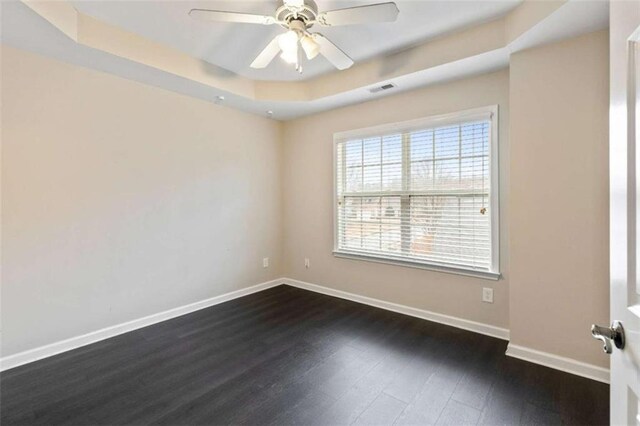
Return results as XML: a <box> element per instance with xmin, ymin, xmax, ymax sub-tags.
<box><xmin>591</xmin><ymin>321</ymin><xmax>625</xmax><ymax>354</ymax></box>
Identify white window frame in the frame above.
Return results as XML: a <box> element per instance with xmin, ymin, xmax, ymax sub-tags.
<box><xmin>332</xmin><ymin>105</ymin><xmax>500</xmax><ymax>280</ymax></box>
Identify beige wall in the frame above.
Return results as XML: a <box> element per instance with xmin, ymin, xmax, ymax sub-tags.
<box><xmin>509</xmin><ymin>30</ymin><xmax>609</xmax><ymax>367</ymax></box>
<box><xmin>281</xmin><ymin>30</ymin><xmax>610</xmax><ymax>369</ymax></box>
<box><xmin>1</xmin><ymin>46</ymin><xmax>283</xmax><ymax>356</ymax></box>
<box><xmin>2</xmin><ymin>30</ymin><xmax>610</xmax><ymax>371</ymax></box>
<box><xmin>282</xmin><ymin>70</ymin><xmax>511</xmax><ymax>329</ymax></box>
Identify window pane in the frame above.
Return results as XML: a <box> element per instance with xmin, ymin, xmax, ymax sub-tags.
<box><xmin>382</xmin><ymin>163</ymin><xmax>402</xmax><ymax>191</ymax></box>
<box><xmin>434</xmin><ymin>126</ymin><xmax>460</xmax><ymax>159</ymax></box>
<box><xmin>345</xmin><ymin>166</ymin><xmax>362</xmax><ymax>192</ymax></box>
<box><xmin>381</xmin><ymin>197</ymin><xmax>401</xmax><ymax>223</ymax></box>
<box><xmin>411</xmin><ymin>130</ymin><xmax>433</xmax><ymax>162</ymax></box>
<box><xmin>410</xmin><ymin>160</ymin><xmax>433</xmax><ymax>191</ymax></box>
<box><xmin>434</xmin><ymin>159</ymin><xmax>460</xmax><ymax>190</ymax></box>
<box><xmin>363</xmin><ymin>137</ymin><xmax>381</xmax><ymax>166</ymax></box>
<box><xmin>345</xmin><ymin>140</ymin><xmax>363</xmax><ymax>167</ymax></box>
<box><xmin>461</xmin><ymin>122</ymin><xmax>489</xmax><ymax>157</ymax></box>
<box><xmin>340</xmin><ymin>197</ymin><xmax>362</xmax><ymax>250</ymax></box>
<box><xmin>381</xmin><ymin>197</ymin><xmax>401</xmax><ymax>254</ymax></box>
<box><xmin>361</xmin><ymin>197</ymin><xmax>380</xmax><ymax>251</ymax></box>
<box><xmin>410</xmin><ymin>196</ymin><xmax>444</xmax><ymax>257</ymax></box>
<box><xmin>383</xmin><ymin>134</ymin><xmax>402</xmax><ymax>164</ymax></box>
<box><xmin>363</xmin><ymin>165</ymin><xmax>381</xmax><ymax>191</ymax></box>
<box><xmin>343</xmin><ymin>197</ymin><xmax>362</xmax><ymax>221</ymax></box>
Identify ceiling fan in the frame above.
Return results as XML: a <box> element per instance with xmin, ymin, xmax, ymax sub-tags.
<box><xmin>189</xmin><ymin>0</ymin><xmax>399</xmax><ymax>73</ymax></box>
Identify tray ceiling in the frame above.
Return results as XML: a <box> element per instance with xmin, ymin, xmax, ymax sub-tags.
<box><xmin>1</xmin><ymin>0</ymin><xmax>609</xmax><ymax>120</ymax></box>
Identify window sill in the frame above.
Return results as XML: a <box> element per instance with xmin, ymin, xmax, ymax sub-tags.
<box><xmin>332</xmin><ymin>250</ymin><xmax>501</xmax><ymax>281</ymax></box>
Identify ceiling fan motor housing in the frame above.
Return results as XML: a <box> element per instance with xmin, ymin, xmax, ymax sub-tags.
<box><xmin>287</xmin><ymin>19</ymin><xmax>308</xmax><ymax>34</ymax></box>
<box><xmin>276</xmin><ymin>0</ymin><xmax>319</xmax><ymax>28</ymax></box>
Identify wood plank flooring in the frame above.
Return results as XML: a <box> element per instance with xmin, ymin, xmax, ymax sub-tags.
<box><xmin>1</xmin><ymin>285</ymin><xmax>609</xmax><ymax>425</ymax></box>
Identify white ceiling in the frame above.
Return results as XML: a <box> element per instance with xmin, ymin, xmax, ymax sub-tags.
<box><xmin>70</xmin><ymin>0</ymin><xmax>522</xmax><ymax>81</ymax></box>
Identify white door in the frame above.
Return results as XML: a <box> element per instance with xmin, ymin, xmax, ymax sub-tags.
<box><xmin>607</xmin><ymin>2</ymin><xmax>640</xmax><ymax>425</ymax></box>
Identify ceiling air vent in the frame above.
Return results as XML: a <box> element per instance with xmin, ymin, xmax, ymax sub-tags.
<box><xmin>369</xmin><ymin>83</ymin><xmax>396</xmax><ymax>94</ymax></box>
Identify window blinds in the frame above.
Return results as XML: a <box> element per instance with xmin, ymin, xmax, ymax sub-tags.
<box><xmin>336</xmin><ymin>115</ymin><xmax>494</xmax><ymax>272</ymax></box>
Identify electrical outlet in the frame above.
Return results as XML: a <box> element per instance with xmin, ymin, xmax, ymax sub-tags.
<box><xmin>263</xmin><ymin>257</ymin><xmax>269</xmax><ymax>268</ymax></box>
<box><xmin>304</xmin><ymin>258</ymin><xmax>310</xmax><ymax>269</ymax></box>
<box><xmin>482</xmin><ymin>287</ymin><xmax>494</xmax><ymax>303</ymax></box>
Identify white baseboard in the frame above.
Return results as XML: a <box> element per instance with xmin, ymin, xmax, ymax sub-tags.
<box><xmin>2</xmin><ymin>276</ymin><xmax>609</xmax><ymax>386</ymax></box>
<box><xmin>282</xmin><ymin>277</ymin><xmax>510</xmax><ymax>341</ymax></box>
<box><xmin>506</xmin><ymin>343</ymin><xmax>610</xmax><ymax>384</ymax></box>
<box><xmin>0</xmin><ymin>278</ymin><xmax>284</xmax><ymax>372</ymax></box>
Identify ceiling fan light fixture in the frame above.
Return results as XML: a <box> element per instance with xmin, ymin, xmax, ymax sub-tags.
<box><xmin>278</xmin><ymin>30</ymin><xmax>299</xmax><ymax>53</ymax></box>
<box><xmin>280</xmin><ymin>49</ymin><xmax>298</xmax><ymax>65</ymax></box>
<box><xmin>300</xmin><ymin>35</ymin><xmax>320</xmax><ymax>60</ymax></box>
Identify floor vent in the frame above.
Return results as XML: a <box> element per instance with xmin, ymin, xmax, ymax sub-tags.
<box><xmin>369</xmin><ymin>83</ymin><xmax>396</xmax><ymax>94</ymax></box>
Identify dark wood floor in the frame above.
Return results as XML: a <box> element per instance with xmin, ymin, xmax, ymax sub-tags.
<box><xmin>1</xmin><ymin>285</ymin><xmax>608</xmax><ymax>425</ymax></box>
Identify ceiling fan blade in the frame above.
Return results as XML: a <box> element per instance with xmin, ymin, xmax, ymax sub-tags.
<box><xmin>250</xmin><ymin>36</ymin><xmax>282</xmax><ymax>69</ymax></box>
<box><xmin>318</xmin><ymin>2</ymin><xmax>399</xmax><ymax>26</ymax></box>
<box><xmin>189</xmin><ymin>9</ymin><xmax>275</xmax><ymax>25</ymax></box>
<box><xmin>313</xmin><ymin>34</ymin><xmax>354</xmax><ymax>70</ymax></box>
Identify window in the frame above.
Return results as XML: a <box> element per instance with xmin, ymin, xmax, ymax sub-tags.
<box><xmin>334</xmin><ymin>106</ymin><xmax>499</xmax><ymax>279</ymax></box>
